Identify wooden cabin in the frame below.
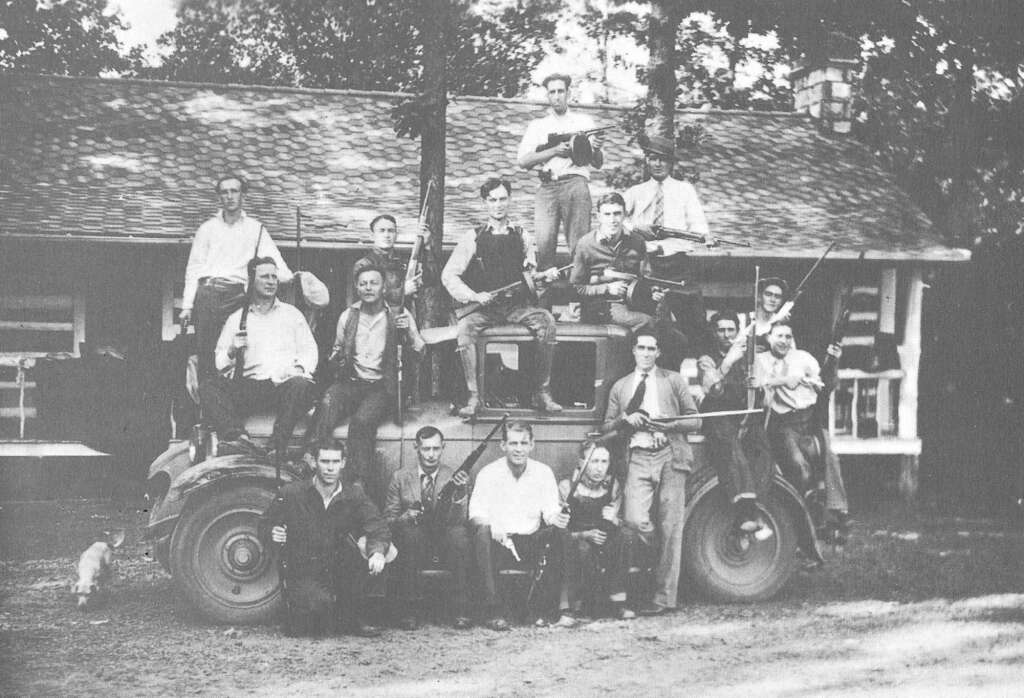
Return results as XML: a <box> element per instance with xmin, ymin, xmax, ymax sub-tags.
<box><xmin>0</xmin><ymin>74</ymin><xmax>969</xmax><ymax>498</ymax></box>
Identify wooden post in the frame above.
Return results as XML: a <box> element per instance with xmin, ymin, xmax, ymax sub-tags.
<box><xmin>897</xmin><ymin>268</ymin><xmax>924</xmax><ymax>500</ymax></box>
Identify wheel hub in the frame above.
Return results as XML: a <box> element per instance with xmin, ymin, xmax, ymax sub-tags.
<box><xmin>221</xmin><ymin>532</ymin><xmax>265</xmax><ymax>579</ymax></box>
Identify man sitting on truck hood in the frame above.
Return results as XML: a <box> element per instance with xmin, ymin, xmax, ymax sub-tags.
<box><xmin>441</xmin><ymin>176</ymin><xmax>563</xmax><ymax>417</ymax></box>
<box><xmin>201</xmin><ymin>256</ymin><xmax>317</xmax><ymax>462</ymax></box>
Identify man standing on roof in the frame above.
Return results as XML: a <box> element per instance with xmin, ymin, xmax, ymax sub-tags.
<box><xmin>623</xmin><ymin>133</ymin><xmax>711</xmax><ymax>256</ymax></box>
<box><xmin>442</xmin><ymin>177</ymin><xmax>563</xmax><ymax>418</ymax></box>
<box><xmin>181</xmin><ymin>174</ymin><xmax>293</xmax><ymax>380</ymax></box>
<box><xmin>517</xmin><ymin>73</ymin><xmax>604</xmax><ymax>268</ymax></box>
<box><xmin>349</xmin><ymin>214</ymin><xmax>425</xmax><ymax>307</ymax></box>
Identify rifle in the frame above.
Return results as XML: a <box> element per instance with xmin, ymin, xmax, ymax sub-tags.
<box><xmin>768</xmin><ymin>241</ymin><xmax>837</xmax><ymax>324</ymax></box>
<box><xmin>535</xmin><ymin>125</ymin><xmax>614</xmax><ymax>153</ymax></box>
<box><xmin>815</xmin><ymin>251</ymin><xmax>866</xmax><ymax>423</ymax></box>
<box><xmin>232</xmin><ymin>224</ymin><xmax>265</xmax><ymax>380</ymax></box>
<box><xmin>651</xmin><ymin>224</ymin><xmax>750</xmax><ymax>248</ymax></box>
<box><xmin>403</xmin><ymin>180</ymin><xmax>433</xmax><ymax>304</ymax></box>
<box><xmin>747</xmin><ymin>265</ymin><xmax>760</xmax><ymax>412</ymax></box>
<box><xmin>454</xmin><ymin>264</ymin><xmax>573</xmax><ymax>320</ymax></box>
<box><xmin>427</xmin><ymin>413</ymin><xmax>509</xmax><ymax>529</ymax></box>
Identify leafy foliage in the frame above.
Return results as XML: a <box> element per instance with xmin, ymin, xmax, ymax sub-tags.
<box><xmin>0</xmin><ymin>0</ymin><xmax>132</xmax><ymax>75</ymax></box>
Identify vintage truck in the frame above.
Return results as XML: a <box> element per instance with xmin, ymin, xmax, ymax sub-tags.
<box><xmin>144</xmin><ymin>322</ymin><xmax>823</xmax><ymax>624</ymax></box>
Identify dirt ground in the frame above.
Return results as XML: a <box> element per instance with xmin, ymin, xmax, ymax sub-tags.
<box><xmin>1</xmin><ymin>498</ymin><xmax>1022</xmax><ymax>697</ymax></box>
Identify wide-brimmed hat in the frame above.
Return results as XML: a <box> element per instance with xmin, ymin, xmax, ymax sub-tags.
<box><xmin>638</xmin><ymin>132</ymin><xmax>681</xmax><ymax>160</ymax></box>
<box><xmin>297</xmin><ymin>271</ymin><xmax>330</xmax><ymax>308</ymax></box>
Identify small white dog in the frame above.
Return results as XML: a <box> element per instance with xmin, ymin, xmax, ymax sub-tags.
<box><xmin>73</xmin><ymin>529</ymin><xmax>125</xmax><ymax>610</ymax></box>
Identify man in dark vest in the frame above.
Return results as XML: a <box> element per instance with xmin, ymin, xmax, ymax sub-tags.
<box><xmin>441</xmin><ymin>177</ymin><xmax>563</xmax><ymax>418</ymax></box>
<box><xmin>312</xmin><ymin>265</ymin><xmax>425</xmax><ymax>503</ymax></box>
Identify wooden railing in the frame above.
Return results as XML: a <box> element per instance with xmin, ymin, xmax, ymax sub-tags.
<box><xmin>828</xmin><ymin>368</ymin><xmax>904</xmax><ymax>439</ymax></box>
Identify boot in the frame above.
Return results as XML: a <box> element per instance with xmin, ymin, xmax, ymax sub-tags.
<box><xmin>532</xmin><ymin>342</ymin><xmax>563</xmax><ymax>412</ymax></box>
<box><xmin>458</xmin><ymin>348</ymin><xmax>480</xmax><ymax>418</ymax></box>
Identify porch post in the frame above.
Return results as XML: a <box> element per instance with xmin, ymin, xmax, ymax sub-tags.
<box><xmin>897</xmin><ymin>268</ymin><xmax>924</xmax><ymax>500</ymax></box>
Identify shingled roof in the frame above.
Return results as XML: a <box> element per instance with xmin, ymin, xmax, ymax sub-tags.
<box><xmin>0</xmin><ymin>73</ymin><xmax>968</xmax><ymax>262</ymax></box>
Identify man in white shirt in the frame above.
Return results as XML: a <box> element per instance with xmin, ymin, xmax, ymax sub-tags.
<box><xmin>468</xmin><ymin>420</ymin><xmax>569</xmax><ymax>630</ymax></box>
<box><xmin>517</xmin><ymin>74</ymin><xmax>604</xmax><ymax>268</ymax></box>
<box><xmin>751</xmin><ymin>321</ymin><xmax>850</xmax><ymax>538</ymax></box>
<box><xmin>202</xmin><ymin>257</ymin><xmax>317</xmax><ymax>462</ymax></box>
<box><xmin>312</xmin><ymin>265</ymin><xmax>425</xmax><ymax>503</ymax></box>
<box><xmin>623</xmin><ymin>133</ymin><xmax>710</xmax><ymax>249</ymax></box>
<box><xmin>181</xmin><ymin>174</ymin><xmax>293</xmax><ymax>380</ymax></box>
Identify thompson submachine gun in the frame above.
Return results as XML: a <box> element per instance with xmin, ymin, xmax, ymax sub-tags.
<box><xmin>535</xmin><ymin>125</ymin><xmax>614</xmax><ymax>167</ymax></box>
<box><xmin>597</xmin><ymin>267</ymin><xmax>687</xmax><ymax>315</ymax></box>
<box><xmin>650</xmin><ymin>224</ymin><xmax>751</xmax><ymax>248</ymax></box>
<box><xmin>454</xmin><ymin>264</ymin><xmax>573</xmax><ymax>320</ymax></box>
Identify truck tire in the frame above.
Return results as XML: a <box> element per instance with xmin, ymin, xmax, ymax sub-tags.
<box><xmin>682</xmin><ymin>486</ymin><xmax>798</xmax><ymax>602</ymax></box>
<box><xmin>169</xmin><ymin>483</ymin><xmax>281</xmax><ymax>624</ymax></box>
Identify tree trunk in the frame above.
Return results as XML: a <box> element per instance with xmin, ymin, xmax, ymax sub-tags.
<box><xmin>946</xmin><ymin>45</ymin><xmax>976</xmax><ymax>246</ymax></box>
<box><xmin>644</xmin><ymin>0</ymin><xmax>682</xmax><ymax>139</ymax></box>
<box><xmin>415</xmin><ymin>0</ymin><xmax>450</xmax><ymax>399</ymax></box>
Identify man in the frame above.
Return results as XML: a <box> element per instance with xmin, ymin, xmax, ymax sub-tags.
<box><xmin>201</xmin><ymin>257</ymin><xmax>317</xmax><ymax>462</ymax></box>
<box><xmin>571</xmin><ymin>192</ymin><xmax>663</xmax><ymax>333</ymax></box>
<box><xmin>623</xmin><ymin>133</ymin><xmax>710</xmax><ymax>254</ymax></box>
<box><xmin>602</xmin><ymin>332</ymin><xmax>701</xmax><ymax>615</ymax></box>
<box><xmin>517</xmin><ymin>73</ymin><xmax>604</xmax><ymax>268</ymax></box>
<box><xmin>468</xmin><ymin>420</ymin><xmax>569</xmax><ymax>630</ymax></box>
<box><xmin>313</xmin><ymin>265</ymin><xmax>425</xmax><ymax>504</ymax></box>
<box><xmin>750</xmin><ymin>277</ymin><xmax>791</xmax><ymax>352</ymax></box>
<box><xmin>262</xmin><ymin>442</ymin><xmax>390</xmax><ymax>637</ymax></box>
<box><xmin>181</xmin><ymin>174</ymin><xmax>293</xmax><ymax>379</ymax></box>
<box><xmin>442</xmin><ymin>177</ymin><xmax>563</xmax><ymax>417</ymax></box>
<box><xmin>696</xmin><ymin>312</ymin><xmax>773</xmax><ymax>537</ymax></box>
<box><xmin>384</xmin><ymin>426</ymin><xmax>472</xmax><ymax>630</ymax></box>
<box><xmin>751</xmin><ymin>321</ymin><xmax>850</xmax><ymax>538</ymax></box>
<box><xmin>349</xmin><ymin>214</ymin><xmax>424</xmax><ymax>307</ymax></box>
<box><xmin>555</xmin><ymin>441</ymin><xmax>634</xmax><ymax>626</ymax></box>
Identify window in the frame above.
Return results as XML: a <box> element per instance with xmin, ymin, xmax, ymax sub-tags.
<box><xmin>481</xmin><ymin>340</ymin><xmax>597</xmax><ymax>411</ymax></box>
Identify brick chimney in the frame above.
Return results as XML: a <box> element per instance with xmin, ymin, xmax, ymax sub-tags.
<box><xmin>790</xmin><ymin>32</ymin><xmax>860</xmax><ymax>135</ymax></box>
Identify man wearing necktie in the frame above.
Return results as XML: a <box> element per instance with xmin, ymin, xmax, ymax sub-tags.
<box><xmin>383</xmin><ymin>426</ymin><xmax>472</xmax><ymax>630</ymax></box>
<box><xmin>622</xmin><ymin>133</ymin><xmax>711</xmax><ymax>255</ymax></box>
<box><xmin>751</xmin><ymin>321</ymin><xmax>850</xmax><ymax>538</ymax></box>
<box><xmin>601</xmin><ymin>332</ymin><xmax>701</xmax><ymax>616</ymax></box>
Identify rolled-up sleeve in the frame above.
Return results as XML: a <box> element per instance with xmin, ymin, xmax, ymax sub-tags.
<box><xmin>441</xmin><ymin>232</ymin><xmax>479</xmax><ymax>304</ymax></box>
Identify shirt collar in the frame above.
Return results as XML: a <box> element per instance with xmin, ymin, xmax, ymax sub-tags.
<box><xmin>218</xmin><ymin>209</ymin><xmax>248</xmax><ymax>224</ymax></box>
<box><xmin>418</xmin><ymin>466</ymin><xmax>438</xmax><ymax>480</ymax></box>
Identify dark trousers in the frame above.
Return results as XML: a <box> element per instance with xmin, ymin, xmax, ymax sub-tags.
<box><xmin>705</xmin><ymin>415</ymin><xmax>773</xmax><ymax>504</ymax></box>
<box><xmin>392</xmin><ymin>520</ymin><xmax>471</xmax><ymax>617</ymax></box>
<box><xmin>561</xmin><ymin>526</ymin><xmax>629</xmax><ymax>612</ymax></box>
<box><xmin>200</xmin><ymin>375</ymin><xmax>314</xmax><ymax>452</ymax></box>
<box><xmin>312</xmin><ymin>377</ymin><xmax>390</xmax><ymax>498</ymax></box>
<box><xmin>767</xmin><ymin>407</ymin><xmax>848</xmax><ymax>512</ymax></box>
<box><xmin>473</xmin><ymin>524</ymin><xmax>562</xmax><ymax>618</ymax></box>
<box><xmin>193</xmin><ymin>279</ymin><xmax>246</xmax><ymax>380</ymax></box>
<box><xmin>282</xmin><ymin>544</ymin><xmax>369</xmax><ymax>635</ymax></box>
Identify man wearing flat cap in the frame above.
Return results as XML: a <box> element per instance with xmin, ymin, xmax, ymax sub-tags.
<box><xmin>623</xmin><ymin>133</ymin><xmax>711</xmax><ymax>257</ymax></box>
<box><xmin>517</xmin><ymin>73</ymin><xmax>604</xmax><ymax>269</ymax></box>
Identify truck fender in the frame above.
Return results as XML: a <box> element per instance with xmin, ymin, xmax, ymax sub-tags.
<box><xmin>685</xmin><ymin>470</ymin><xmax>823</xmax><ymax>565</ymax></box>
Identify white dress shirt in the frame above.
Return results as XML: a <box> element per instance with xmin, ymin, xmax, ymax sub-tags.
<box><xmin>517</xmin><ymin>108</ymin><xmax>597</xmax><ymax>180</ymax></box>
<box><xmin>214</xmin><ymin>299</ymin><xmax>318</xmax><ymax>384</ymax></box>
<box><xmin>754</xmin><ymin>349</ymin><xmax>822</xmax><ymax>413</ymax></box>
<box><xmin>623</xmin><ymin>177</ymin><xmax>710</xmax><ymax>238</ymax></box>
<box><xmin>182</xmin><ymin>211</ymin><xmax>293</xmax><ymax>311</ymax></box>
<box><xmin>625</xmin><ymin>369</ymin><xmax>666</xmax><ymax>449</ymax></box>
<box><xmin>468</xmin><ymin>458</ymin><xmax>561</xmax><ymax>536</ymax></box>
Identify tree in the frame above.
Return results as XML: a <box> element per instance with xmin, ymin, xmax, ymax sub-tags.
<box><xmin>0</xmin><ymin>0</ymin><xmax>132</xmax><ymax>75</ymax></box>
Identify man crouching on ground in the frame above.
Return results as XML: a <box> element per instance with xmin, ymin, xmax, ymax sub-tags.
<box><xmin>261</xmin><ymin>442</ymin><xmax>391</xmax><ymax>637</ymax></box>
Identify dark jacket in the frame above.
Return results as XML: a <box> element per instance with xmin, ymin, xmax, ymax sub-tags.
<box><xmin>261</xmin><ymin>479</ymin><xmax>390</xmax><ymax>580</ymax></box>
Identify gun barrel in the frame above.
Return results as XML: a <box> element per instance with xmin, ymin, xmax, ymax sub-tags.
<box><xmin>653</xmin><ymin>225</ymin><xmax>750</xmax><ymax>248</ymax></box>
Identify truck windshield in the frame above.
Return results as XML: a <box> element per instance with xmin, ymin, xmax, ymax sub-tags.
<box><xmin>482</xmin><ymin>340</ymin><xmax>596</xmax><ymax>411</ymax></box>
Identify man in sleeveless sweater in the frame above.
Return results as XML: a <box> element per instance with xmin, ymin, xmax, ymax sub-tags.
<box><xmin>441</xmin><ymin>177</ymin><xmax>563</xmax><ymax>418</ymax></box>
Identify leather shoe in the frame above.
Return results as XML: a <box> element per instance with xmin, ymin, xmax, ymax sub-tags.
<box><xmin>486</xmin><ymin>616</ymin><xmax>510</xmax><ymax>632</ymax></box>
<box><xmin>453</xmin><ymin>616</ymin><xmax>472</xmax><ymax>630</ymax></box>
<box><xmin>637</xmin><ymin>602</ymin><xmax>668</xmax><ymax>616</ymax></box>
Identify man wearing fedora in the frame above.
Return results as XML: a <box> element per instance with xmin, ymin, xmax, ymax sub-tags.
<box><xmin>517</xmin><ymin>73</ymin><xmax>605</xmax><ymax>269</ymax></box>
<box><xmin>623</xmin><ymin>133</ymin><xmax>710</xmax><ymax>253</ymax></box>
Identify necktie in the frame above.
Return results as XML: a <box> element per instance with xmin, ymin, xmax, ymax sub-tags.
<box><xmin>652</xmin><ymin>182</ymin><xmax>665</xmax><ymax>228</ymax></box>
<box><xmin>421</xmin><ymin>473</ymin><xmax>435</xmax><ymax>510</ymax></box>
<box><xmin>626</xmin><ymin>372</ymin><xmax>648</xmax><ymax>414</ymax></box>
